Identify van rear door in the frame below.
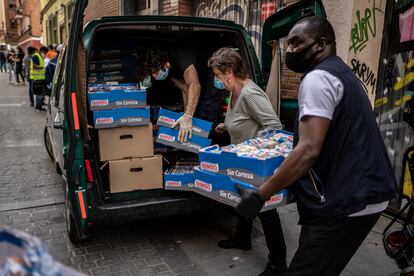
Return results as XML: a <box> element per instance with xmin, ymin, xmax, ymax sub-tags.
<box><xmin>64</xmin><ymin>0</ymin><xmax>90</xmax><ymax>242</ymax></box>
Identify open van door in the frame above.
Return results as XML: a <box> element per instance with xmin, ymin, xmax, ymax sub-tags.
<box><xmin>64</xmin><ymin>0</ymin><xmax>90</xmax><ymax>243</ymax></box>
<box><xmin>261</xmin><ymin>0</ymin><xmax>326</xmax><ymax>131</ymax></box>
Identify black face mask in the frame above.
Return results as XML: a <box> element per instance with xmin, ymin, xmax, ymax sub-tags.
<box><xmin>285</xmin><ymin>41</ymin><xmax>318</xmax><ymax>73</ymax></box>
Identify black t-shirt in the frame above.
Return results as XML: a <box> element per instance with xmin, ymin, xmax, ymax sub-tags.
<box><xmin>7</xmin><ymin>53</ymin><xmax>15</xmax><ymax>65</ymax></box>
<box><xmin>168</xmin><ymin>47</ymin><xmax>198</xmax><ymax>79</ymax></box>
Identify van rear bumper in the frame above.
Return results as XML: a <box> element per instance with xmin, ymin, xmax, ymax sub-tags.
<box><xmin>90</xmin><ymin>193</ymin><xmax>216</xmax><ymax>226</ymax></box>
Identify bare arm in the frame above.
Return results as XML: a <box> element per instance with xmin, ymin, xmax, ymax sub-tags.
<box><xmin>258</xmin><ymin>116</ymin><xmax>330</xmax><ymax>200</ymax></box>
<box><xmin>182</xmin><ymin>64</ymin><xmax>201</xmax><ymax>116</ymax></box>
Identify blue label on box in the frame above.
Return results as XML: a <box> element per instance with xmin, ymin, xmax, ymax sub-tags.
<box><xmin>93</xmin><ymin>107</ymin><xmax>150</xmax><ymax>129</ymax></box>
<box><xmin>193</xmin><ymin>167</ymin><xmax>290</xmax><ymax>211</ymax></box>
<box><xmin>198</xmin><ymin>145</ymin><xmax>285</xmax><ymax>186</ymax></box>
<box><xmin>164</xmin><ymin>171</ymin><xmax>195</xmax><ymax>191</ymax></box>
<box><xmin>156</xmin><ymin>126</ymin><xmax>211</xmax><ymax>153</ymax></box>
<box><xmin>88</xmin><ymin>83</ymin><xmax>139</xmax><ymax>92</ymax></box>
<box><xmin>157</xmin><ymin>108</ymin><xmax>213</xmax><ymax>138</ymax></box>
<box><xmin>88</xmin><ymin>90</ymin><xmax>146</xmax><ymax>111</ymax></box>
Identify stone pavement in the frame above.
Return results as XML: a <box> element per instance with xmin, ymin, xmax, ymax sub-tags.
<box><xmin>0</xmin><ymin>72</ymin><xmax>401</xmax><ymax>275</ymax></box>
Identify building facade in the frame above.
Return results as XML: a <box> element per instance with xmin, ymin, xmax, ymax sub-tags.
<box><xmin>17</xmin><ymin>0</ymin><xmax>42</xmax><ymax>50</ymax></box>
<box><xmin>40</xmin><ymin>0</ymin><xmax>74</xmax><ymax>46</ymax></box>
<box><xmin>0</xmin><ymin>0</ymin><xmax>20</xmax><ymax>46</ymax></box>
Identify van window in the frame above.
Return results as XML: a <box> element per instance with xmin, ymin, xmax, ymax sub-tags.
<box><xmin>52</xmin><ymin>49</ymin><xmax>66</xmax><ymax>109</ymax></box>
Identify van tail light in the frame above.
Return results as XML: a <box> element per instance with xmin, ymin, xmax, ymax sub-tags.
<box><xmin>76</xmin><ymin>190</ymin><xmax>87</xmax><ymax>219</ymax></box>
<box><xmin>84</xmin><ymin>160</ymin><xmax>94</xmax><ymax>182</ymax></box>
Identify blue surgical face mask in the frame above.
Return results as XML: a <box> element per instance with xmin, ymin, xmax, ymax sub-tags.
<box><xmin>214</xmin><ymin>77</ymin><xmax>225</xmax><ymax>90</ymax></box>
<box><xmin>156</xmin><ymin>67</ymin><xmax>169</xmax><ymax>81</ymax></box>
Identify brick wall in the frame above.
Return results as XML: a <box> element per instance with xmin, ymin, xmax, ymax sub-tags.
<box><xmin>84</xmin><ymin>0</ymin><xmax>119</xmax><ymax>24</ymax></box>
<box><xmin>280</xmin><ymin>0</ymin><xmax>301</xmax><ymax>99</ymax></box>
<box><xmin>160</xmin><ymin>0</ymin><xmax>192</xmax><ymax>16</ymax></box>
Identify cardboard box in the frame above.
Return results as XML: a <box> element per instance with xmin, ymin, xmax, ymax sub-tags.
<box><xmin>90</xmin><ymin>56</ymin><xmax>137</xmax><ymax>72</ymax></box>
<box><xmin>193</xmin><ymin>167</ymin><xmax>291</xmax><ymax>212</ymax></box>
<box><xmin>88</xmin><ymin>90</ymin><xmax>146</xmax><ymax>111</ymax></box>
<box><xmin>98</xmin><ymin>125</ymin><xmax>154</xmax><ymax>161</ymax></box>
<box><xmin>156</xmin><ymin>126</ymin><xmax>211</xmax><ymax>153</ymax></box>
<box><xmin>198</xmin><ymin>145</ymin><xmax>285</xmax><ymax>186</ymax></box>
<box><xmin>164</xmin><ymin>170</ymin><xmax>195</xmax><ymax>191</ymax></box>
<box><xmin>157</xmin><ymin>108</ymin><xmax>213</xmax><ymax>138</ymax></box>
<box><xmin>109</xmin><ymin>155</ymin><xmax>163</xmax><ymax>193</ymax></box>
<box><xmin>88</xmin><ymin>68</ymin><xmax>139</xmax><ymax>84</ymax></box>
<box><xmin>88</xmin><ymin>83</ymin><xmax>139</xmax><ymax>92</ymax></box>
<box><xmin>93</xmin><ymin>107</ymin><xmax>150</xmax><ymax>129</ymax></box>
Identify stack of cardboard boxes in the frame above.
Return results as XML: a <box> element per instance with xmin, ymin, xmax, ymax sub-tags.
<box><xmin>88</xmin><ymin>81</ymin><xmax>163</xmax><ymax>193</ymax></box>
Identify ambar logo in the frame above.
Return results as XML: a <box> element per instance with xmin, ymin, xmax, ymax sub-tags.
<box><xmin>166</xmin><ymin>181</ymin><xmax>181</xmax><ymax>187</ymax></box>
<box><xmin>159</xmin><ymin>133</ymin><xmax>175</xmax><ymax>142</ymax></box>
<box><xmin>200</xmin><ymin>162</ymin><xmax>219</xmax><ymax>172</ymax></box>
<box><xmin>96</xmin><ymin>117</ymin><xmax>113</xmax><ymax>124</ymax></box>
<box><xmin>91</xmin><ymin>99</ymin><xmax>109</xmax><ymax>106</ymax></box>
<box><xmin>159</xmin><ymin>116</ymin><xmax>176</xmax><ymax>125</ymax></box>
<box><xmin>195</xmin><ymin>180</ymin><xmax>212</xmax><ymax>192</ymax></box>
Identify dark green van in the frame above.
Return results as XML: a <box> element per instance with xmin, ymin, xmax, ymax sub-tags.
<box><xmin>44</xmin><ymin>0</ymin><xmax>326</xmax><ymax>243</ymax></box>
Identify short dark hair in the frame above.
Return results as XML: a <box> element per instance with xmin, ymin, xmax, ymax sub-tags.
<box><xmin>40</xmin><ymin>46</ymin><xmax>49</xmax><ymax>53</ymax></box>
<box><xmin>142</xmin><ymin>48</ymin><xmax>168</xmax><ymax>75</ymax></box>
<box><xmin>207</xmin><ymin>47</ymin><xmax>247</xmax><ymax>79</ymax></box>
<box><xmin>27</xmin><ymin>47</ymin><xmax>36</xmax><ymax>55</ymax></box>
<box><xmin>297</xmin><ymin>16</ymin><xmax>336</xmax><ymax>44</ymax></box>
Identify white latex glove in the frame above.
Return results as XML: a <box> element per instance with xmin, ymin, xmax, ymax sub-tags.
<box><xmin>172</xmin><ymin>114</ymin><xmax>193</xmax><ymax>142</ymax></box>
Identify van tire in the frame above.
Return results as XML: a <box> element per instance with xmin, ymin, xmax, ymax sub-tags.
<box><xmin>44</xmin><ymin>126</ymin><xmax>54</xmax><ymax>161</ymax></box>
<box><xmin>65</xmin><ymin>186</ymin><xmax>91</xmax><ymax>243</ymax></box>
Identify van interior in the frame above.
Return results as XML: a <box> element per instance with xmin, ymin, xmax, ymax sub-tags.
<box><xmin>85</xmin><ymin>24</ymin><xmax>255</xmax><ymax>200</ymax></box>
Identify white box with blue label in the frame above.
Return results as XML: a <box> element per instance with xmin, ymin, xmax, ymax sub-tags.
<box><xmin>156</xmin><ymin>108</ymin><xmax>213</xmax><ymax>138</ymax></box>
<box><xmin>193</xmin><ymin>167</ymin><xmax>291</xmax><ymax>211</ymax></box>
<box><xmin>88</xmin><ymin>89</ymin><xmax>146</xmax><ymax>111</ymax></box>
<box><xmin>198</xmin><ymin>129</ymin><xmax>293</xmax><ymax>186</ymax></box>
<box><xmin>93</xmin><ymin>107</ymin><xmax>150</xmax><ymax>129</ymax></box>
<box><xmin>156</xmin><ymin>126</ymin><xmax>211</xmax><ymax>153</ymax></box>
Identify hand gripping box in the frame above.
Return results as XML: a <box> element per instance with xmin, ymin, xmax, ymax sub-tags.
<box><xmin>88</xmin><ymin>89</ymin><xmax>147</xmax><ymax>111</ymax></box>
<box><xmin>156</xmin><ymin>108</ymin><xmax>213</xmax><ymax>138</ymax></box>
<box><xmin>198</xmin><ymin>145</ymin><xmax>285</xmax><ymax>186</ymax></box>
<box><xmin>98</xmin><ymin>125</ymin><xmax>154</xmax><ymax>161</ymax></box>
<box><xmin>156</xmin><ymin>126</ymin><xmax>211</xmax><ymax>153</ymax></box>
<box><xmin>193</xmin><ymin>167</ymin><xmax>291</xmax><ymax>212</ymax></box>
<box><xmin>93</xmin><ymin>107</ymin><xmax>150</xmax><ymax>129</ymax></box>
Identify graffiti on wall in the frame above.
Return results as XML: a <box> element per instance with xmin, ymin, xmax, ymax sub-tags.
<box><xmin>347</xmin><ymin>0</ymin><xmax>385</xmax><ymax>105</ymax></box>
<box><xmin>375</xmin><ymin>51</ymin><xmax>414</xmax><ymax>192</ymax></box>
<box><xmin>195</xmin><ymin>0</ymin><xmax>273</xmax><ymax>58</ymax></box>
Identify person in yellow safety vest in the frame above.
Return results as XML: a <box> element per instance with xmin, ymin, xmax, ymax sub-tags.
<box><xmin>30</xmin><ymin>46</ymin><xmax>48</xmax><ymax>112</ymax></box>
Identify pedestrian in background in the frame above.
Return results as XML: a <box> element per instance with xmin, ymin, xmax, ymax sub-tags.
<box><xmin>25</xmin><ymin>47</ymin><xmax>35</xmax><ymax>106</ymax></box>
<box><xmin>46</xmin><ymin>44</ymin><xmax>57</xmax><ymax>61</ymax></box>
<box><xmin>208</xmin><ymin>47</ymin><xmax>287</xmax><ymax>276</ymax></box>
<box><xmin>7</xmin><ymin>49</ymin><xmax>16</xmax><ymax>84</ymax></box>
<box><xmin>45</xmin><ymin>44</ymin><xmax>62</xmax><ymax>93</ymax></box>
<box><xmin>0</xmin><ymin>45</ymin><xmax>6</xmax><ymax>73</ymax></box>
<box><xmin>30</xmin><ymin>47</ymin><xmax>47</xmax><ymax>112</ymax></box>
<box><xmin>235</xmin><ymin>16</ymin><xmax>397</xmax><ymax>276</ymax></box>
<box><xmin>15</xmin><ymin>47</ymin><xmax>26</xmax><ymax>85</ymax></box>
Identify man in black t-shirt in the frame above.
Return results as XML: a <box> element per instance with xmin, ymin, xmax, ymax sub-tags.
<box><xmin>142</xmin><ymin>47</ymin><xmax>221</xmax><ymax>142</ymax></box>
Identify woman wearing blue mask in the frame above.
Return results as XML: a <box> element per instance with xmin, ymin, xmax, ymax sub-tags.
<box><xmin>208</xmin><ymin>47</ymin><xmax>286</xmax><ymax>276</ymax></box>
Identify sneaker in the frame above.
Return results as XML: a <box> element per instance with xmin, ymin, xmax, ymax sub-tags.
<box><xmin>30</xmin><ymin>103</ymin><xmax>34</xmax><ymax>107</ymax></box>
<box><xmin>218</xmin><ymin>235</ymin><xmax>251</xmax><ymax>250</ymax></box>
<box><xmin>35</xmin><ymin>107</ymin><xmax>47</xmax><ymax>112</ymax></box>
<box><xmin>258</xmin><ymin>262</ymin><xmax>288</xmax><ymax>276</ymax></box>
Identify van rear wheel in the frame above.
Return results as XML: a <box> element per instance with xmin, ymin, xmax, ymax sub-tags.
<box><xmin>44</xmin><ymin>126</ymin><xmax>54</xmax><ymax>161</ymax></box>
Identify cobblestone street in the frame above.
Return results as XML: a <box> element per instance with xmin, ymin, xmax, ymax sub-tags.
<box><xmin>0</xmin><ymin>72</ymin><xmax>401</xmax><ymax>275</ymax></box>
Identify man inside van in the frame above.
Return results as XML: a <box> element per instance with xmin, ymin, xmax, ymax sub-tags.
<box><xmin>235</xmin><ymin>16</ymin><xmax>397</xmax><ymax>275</ymax></box>
<box><xmin>142</xmin><ymin>47</ymin><xmax>221</xmax><ymax>142</ymax></box>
